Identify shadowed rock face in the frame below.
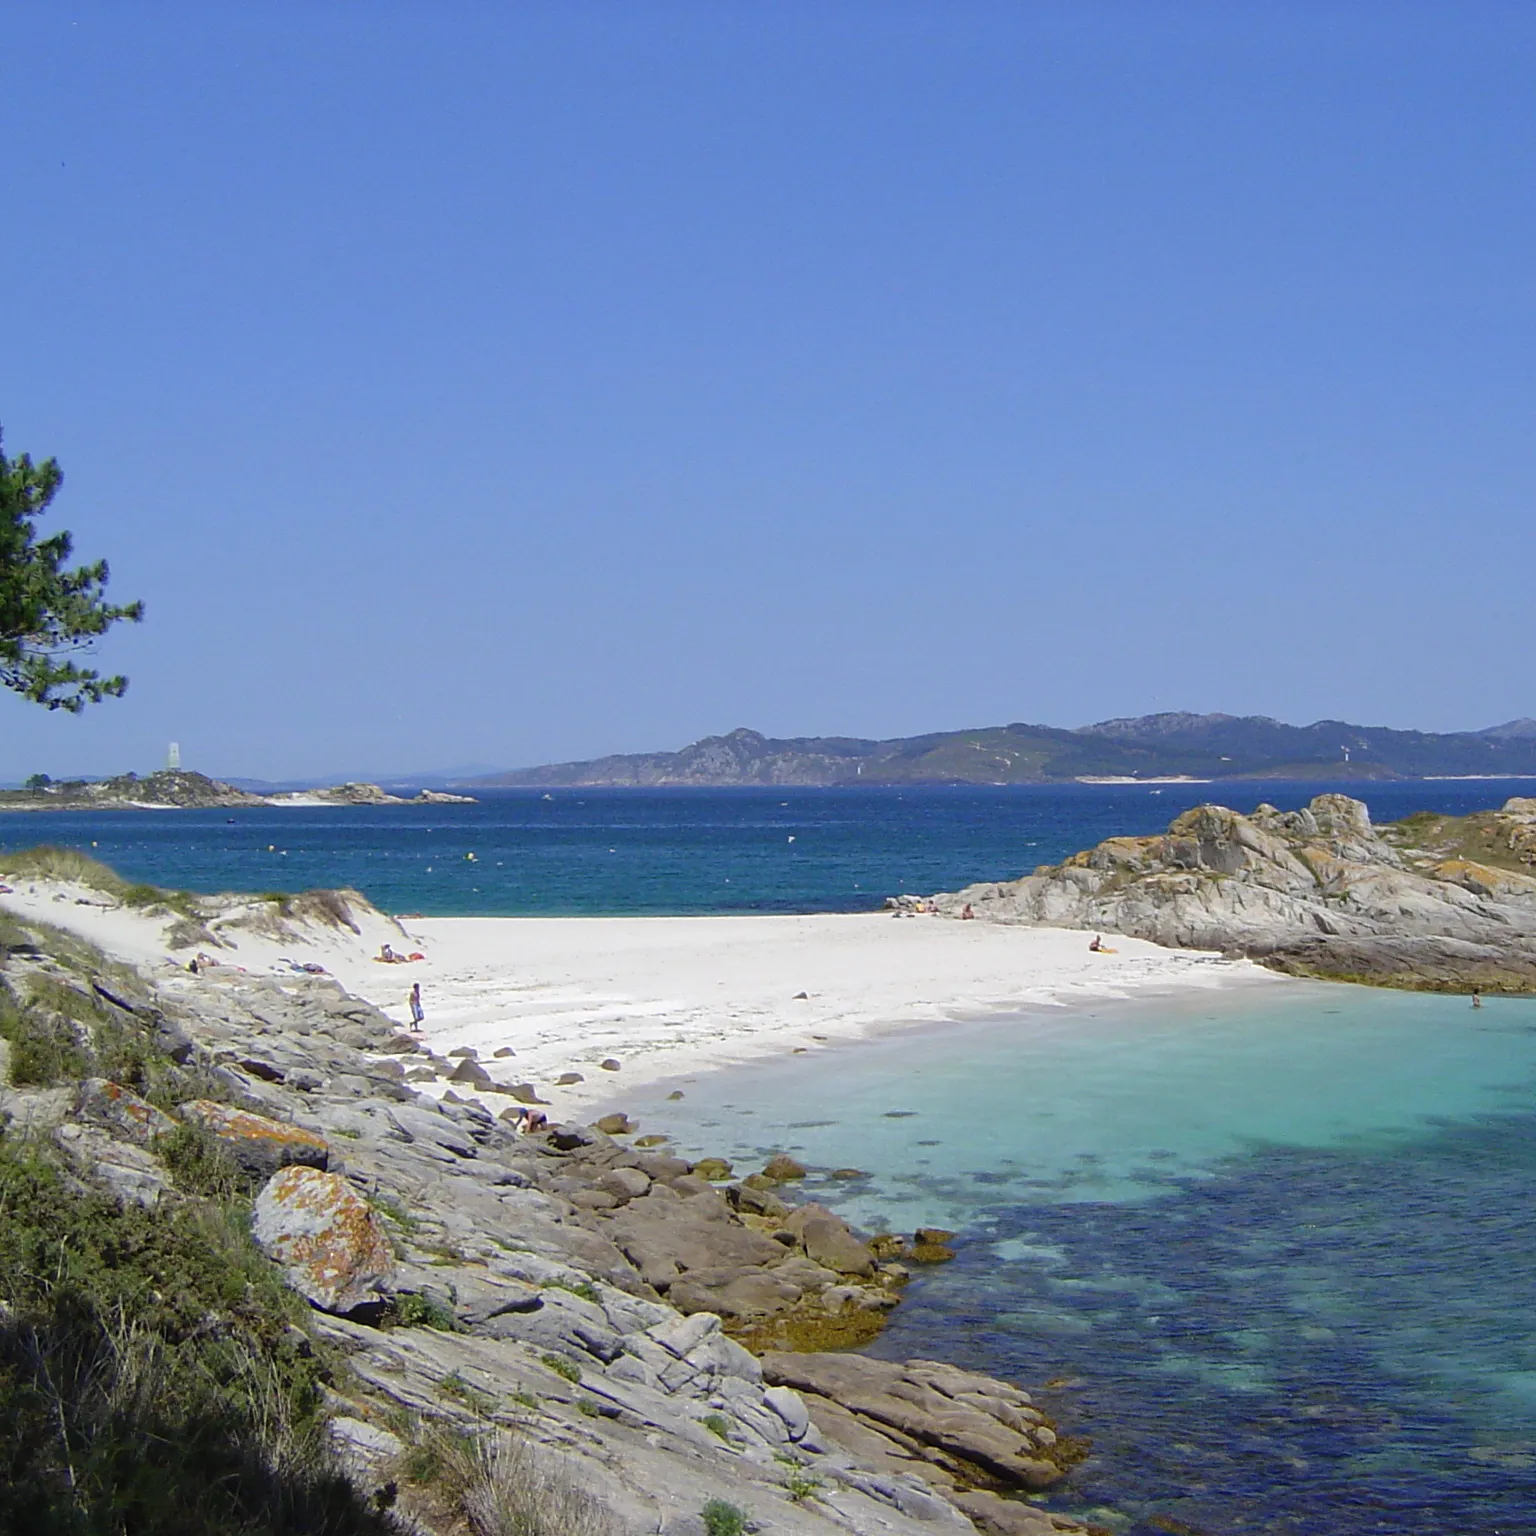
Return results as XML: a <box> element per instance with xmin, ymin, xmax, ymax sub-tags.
<box><xmin>936</xmin><ymin>794</ymin><xmax>1536</xmax><ymax>991</ymax></box>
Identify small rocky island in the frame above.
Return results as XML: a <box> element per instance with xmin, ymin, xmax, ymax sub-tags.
<box><xmin>0</xmin><ymin>769</ymin><xmax>475</xmax><ymax>812</ymax></box>
<box><xmin>933</xmin><ymin>792</ymin><xmax>1536</xmax><ymax>992</ymax></box>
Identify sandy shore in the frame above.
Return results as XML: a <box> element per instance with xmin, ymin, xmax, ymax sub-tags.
<box><xmin>0</xmin><ymin>879</ymin><xmax>1276</xmax><ymax>1116</ymax></box>
<box><xmin>375</xmin><ymin>914</ymin><xmax>1274</xmax><ymax>1111</ymax></box>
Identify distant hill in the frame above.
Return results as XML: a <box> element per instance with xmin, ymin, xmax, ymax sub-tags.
<box><xmin>460</xmin><ymin>714</ymin><xmax>1536</xmax><ymax>788</ymax></box>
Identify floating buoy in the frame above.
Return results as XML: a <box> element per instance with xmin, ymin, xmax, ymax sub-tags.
<box><xmin>465</xmin><ymin>852</ymin><xmax>476</xmax><ymax>861</ymax></box>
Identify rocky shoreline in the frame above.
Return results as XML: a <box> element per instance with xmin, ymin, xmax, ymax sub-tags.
<box><xmin>0</xmin><ymin>896</ymin><xmax>1093</xmax><ymax>1536</ymax></box>
<box><xmin>932</xmin><ymin>792</ymin><xmax>1536</xmax><ymax>993</ymax></box>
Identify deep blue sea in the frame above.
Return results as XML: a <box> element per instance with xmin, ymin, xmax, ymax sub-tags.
<box><xmin>6</xmin><ymin>778</ymin><xmax>1534</xmax><ymax>1534</ymax></box>
<box><xmin>1</xmin><ymin>778</ymin><xmax>1530</xmax><ymax>916</ymax></box>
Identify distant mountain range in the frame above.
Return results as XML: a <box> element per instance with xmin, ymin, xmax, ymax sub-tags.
<box><xmin>457</xmin><ymin>714</ymin><xmax>1536</xmax><ymax>788</ymax></box>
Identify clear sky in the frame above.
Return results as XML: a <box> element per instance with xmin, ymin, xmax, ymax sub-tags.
<box><xmin>3</xmin><ymin>2</ymin><xmax>1533</xmax><ymax>781</ymax></box>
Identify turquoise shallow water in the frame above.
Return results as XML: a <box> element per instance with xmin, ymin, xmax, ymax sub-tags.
<box><xmin>616</xmin><ymin>984</ymin><xmax>1536</xmax><ymax>1534</ymax></box>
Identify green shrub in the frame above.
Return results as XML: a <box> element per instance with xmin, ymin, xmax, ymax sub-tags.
<box><xmin>544</xmin><ymin>1277</ymin><xmax>601</xmax><ymax>1303</ymax></box>
<box><xmin>0</xmin><ymin>982</ymin><xmax>89</xmax><ymax>1086</ymax></box>
<box><xmin>540</xmin><ymin>1351</ymin><xmax>582</xmax><ymax>1384</ymax></box>
<box><xmin>156</xmin><ymin>1123</ymin><xmax>250</xmax><ymax>1200</ymax></box>
<box><xmin>702</xmin><ymin>1498</ymin><xmax>750</xmax><ymax>1536</ymax></box>
<box><xmin>23</xmin><ymin>976</ymin><xmax>105</xmax><ymax>1024</ymax></box>
<box><xmin>0</xmin><ymin>1142</ymin><xmax>393</xmax><ymax>1535</ymax></box>
<box><xmin>701</xmin><ymin>1411</ymin><xmax>732</xmax><ymax>1441</ymax></box>
<box><xmin>390</xmin><ymin>1292</ymin><xmax>461</xmax><ymax>1332</ymax></box>
<box><xmin>781</xmin><ymin>1460</ymin><xmax>824</xmax><ymax>1503</ymax></box>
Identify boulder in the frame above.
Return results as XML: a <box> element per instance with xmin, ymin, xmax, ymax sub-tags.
<box><xmin>761</xmin><ymin>1154</ymin><xmax>807</xmax><ymax>1182</ymax></box>
<box><xmin>447</xmin><ymin>1056</ymin><xmax>492</xmax><ymax>1086</ymax></box>
<box><xmin>728</xmin><ymin>1181</ymin><xmax>790</xmax><ymax>1220</ymax></box>
<box><xmin>76</xmin><ymin>1078</ymin><xmax>178</xmax><ymax>1147</ymax></box>
<box><xmin>669</xmin><ymin>1268</ymin><xmax>804</xmax><ymax>1320</ymax></box>
<box><xmin>251</xmin><ymin>1165</ymin><xmax>394</xmax><ymax>1315</ymax></box>
<box><xmin>54</xmin><ymin>1123</ymin><xmax>171</xmax><ymax>1208</ymax></box>
<box><xmin>762</xmin><ymin>1352</ymin><xmax>1063</xmax><ymax>1492</ymax></box>
<box><xmin>599</xmin><ymin>1166</ymin><xmax>651</xmax><ymax>1201</ymax></box>
<box><xmin>763</xmin><ymin>1384</ymin><xmax>811</xmax><ymax>1441</ymax></box>
<box><xmin>950</xmin><ymin>1490</ymin><xmax>1062</xmax><ymax>1536</ymax></box>
<box><xmin>593</xmin><ymin>1113</ymin><xmax>636</xmax><ymax>1136</ymax></box>
<box><xmin>799</xmin><ymin>1214</ymin><xmax>877</xmax><ymax>1277</ymax></box>
<box><xmin>177</xmin><ymin>1100</ymin><xmax>329</xmax><ymax>1177</ymax></box>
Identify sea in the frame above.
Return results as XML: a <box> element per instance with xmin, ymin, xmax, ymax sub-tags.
<box><xmin>5</xmin><ymin>779</ymin><xmax>1534</xmax><ymax>1535</ymax></box>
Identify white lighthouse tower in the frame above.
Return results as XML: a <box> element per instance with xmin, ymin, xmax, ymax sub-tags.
<box><xmin>167</xmin><ymin>742</ymin><xmax>181</xmax><ymax>771</ymax></box>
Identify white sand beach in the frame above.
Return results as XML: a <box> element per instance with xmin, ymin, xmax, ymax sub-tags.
<box><xmin>0</xmin><ymin>877</ymin><xmax>1276</xmax><ymax>1116</ymax></box>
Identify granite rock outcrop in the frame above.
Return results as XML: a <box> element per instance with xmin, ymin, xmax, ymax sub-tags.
<box><xmin>934</xmin><ymin>794</ymin><xmax>1536</xmax><ymax>991</ymax></box>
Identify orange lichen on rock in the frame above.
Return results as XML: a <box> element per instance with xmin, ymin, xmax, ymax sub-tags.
<box><xmin>251</xmin><ymin>1165</ymin><xmax>393</xmax><ymax>1314</ymax></box>
<box><xmin>178</xmin><ymin>1100</ymin><xmax>329</xmax><ymax>1175</ymax></box>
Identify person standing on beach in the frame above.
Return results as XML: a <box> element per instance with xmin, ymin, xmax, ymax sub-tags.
<box><xmin>409</xmin><ymin>982</ymin><xmax>425</xmax><ymax>1030</ymax></box>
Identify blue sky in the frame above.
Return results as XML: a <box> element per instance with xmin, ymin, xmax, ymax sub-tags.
<box><xmin>3</xmin><ymin>2</ymin><xmax>1532</xmax><ymax>781</ymax></box>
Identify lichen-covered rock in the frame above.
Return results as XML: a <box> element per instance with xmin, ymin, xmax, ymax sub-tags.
<box><xmin>935</xmin><ymin>792</ymin><xmax>1536</xmax><ymax>991</ymax></box>
<box><xmin>76</xmin><ymin>1078</ymin><xmax>178</xmax><ymax>1146</ymax></box>
<box><xmin>251</xmin><ymin>1165</ymin><xmax>393</xmax><ymax>1314</ymax></box>
<box><xmin>178</xmin><ymin>1099</ymin><xmax>330</xmax><ymax>1176</ymax></box>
